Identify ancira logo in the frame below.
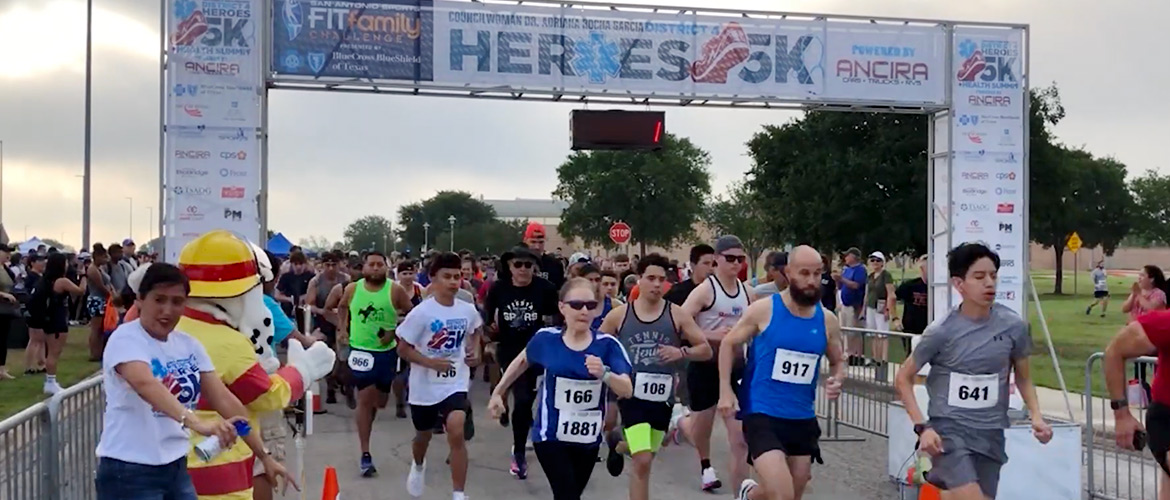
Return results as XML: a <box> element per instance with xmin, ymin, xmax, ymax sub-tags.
<box><xmin>996</xmin><ymin>203</ymin><xmax>1015</xmax><ymax>214</ymax></box>
<box><xmin>960</xmin><ymin>171</ymin><xmax>988</xmax><ymax>180</ymax></box>
<box><xmin>174</xmin><ymin>150</ymin><xmax>209</xmax><ymax>160</ymax></box>
<box><xmin>968</xmin><ymin>94</ymin><xmax>1012</xmax><ymax>107</ymax></box>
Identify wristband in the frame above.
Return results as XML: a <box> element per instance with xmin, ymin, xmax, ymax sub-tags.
<box><xmin>602</xmin><ymin>367</ymin><xmax>612</xmax><ymax>382</ymax></box>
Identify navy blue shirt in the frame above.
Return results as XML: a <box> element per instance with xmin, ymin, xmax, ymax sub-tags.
<box><xmin>528</xmin><ymin>328</ymin><xmax>632</xmax><ymax>445</ymax></box>
<box><xmin>840</xmin><ymin>264</ymin><xmax>867</xmax><ymax>307</ymax></box>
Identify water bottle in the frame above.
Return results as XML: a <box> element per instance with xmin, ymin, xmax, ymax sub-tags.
<box><xmin>194</xmin><ymin>419</ymin><xmax>251</xmax><ymax>462</ymax></box>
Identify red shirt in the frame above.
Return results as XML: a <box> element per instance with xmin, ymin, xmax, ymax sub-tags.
<box><xmin>1138</xmin><ymin>310</ymin><xmax>1170</xmax><ymax>404</ymax></box>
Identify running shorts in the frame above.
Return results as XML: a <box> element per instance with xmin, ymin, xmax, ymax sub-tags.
<box><xmin>619</xmin><ymin>398</ymin><xmax>672</xmax><ymax>454</ymax></box>
<box><xmin>686</xmin><ymin>361</ymin><xmax>742</xmax><ymax>413</ymax></box>
<box><xmin>925</xmin><ymin>421</ymin><xmax>1007</xmax><ymax>499</ymax></box>
<box><xmin>348</xmin><ymin>347</ymin><xmax>397</xmax><ymax>393</ymax></box>
<box><xmin>1094</xmin><ymin>290</ymin><xmax>1110</xmax><ymax>299</ymax></box>
<box><xmin>410</xmin><ymin>392</ymin><xmax>470</xmax><ymax>433</ymax></box>
<box><xmin>742</xmin><ymin>413</ymin><xmax>822</xmax><ymax>465</ymax></box>
<box><xmin>1147</xmin><ymin>402</ymin><xmax>1170</xmax><ymax>475</ymax></box>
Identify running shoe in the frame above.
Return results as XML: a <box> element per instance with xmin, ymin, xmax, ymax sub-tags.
<box><xmin>605</xmin><ymin>430</ymin><xmax>625</xmax><ymax>477</ymax></box>
<box><xmin>453</xmin><ymin>492</ymin><xmax>468</xmax><ymax>500</ymax></box>
<box><xmin>664</xmin><ymin>404</ymin><xmax>687</xmax><ymax>446</ymax></box>
<box><xmin>510</xmin><ymin>452</ymin><xmax>528</xmax><ymax>479</ymax></box>
<box><xmin>396</xmin><ymin>404</ymin><xmax>407</xmax><ymax>419</ymax></box>
<box><xmin>701</xmin><ymin>467</ymin><xmax>722</xmax><ymax>492</ymax></box>
<box><xmin>43</xmin><ymin>381</ymin><xmax>62</xmax><ymax>396</ymax></box>
<box><xmin>407</xmin><ymin>460</ymin><xmax>426</xmax><ymax>497</ymax></box>
<box><xmin>360</xmin><ymin>452</ymin><xmax>378</xmax><ymax>478</ymax></box>
<box><xmin>736</xmin><ymin>479</ymin><xmax>758</xmax><ymax>500</ymax></box>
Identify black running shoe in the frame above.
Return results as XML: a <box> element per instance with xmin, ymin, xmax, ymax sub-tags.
<box><xmin>605</xmin><ymin>430</ymin><xmax>624</xmax><ymax>477</ymax></box>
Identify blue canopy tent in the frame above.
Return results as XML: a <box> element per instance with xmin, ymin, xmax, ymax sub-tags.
<box><xmin>266</xmin><ymin>233</ymin><xmax>293</xmax><ymax>257</ymax></box>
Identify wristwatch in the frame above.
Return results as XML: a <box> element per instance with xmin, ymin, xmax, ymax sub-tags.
<box><xmin>913</xmin><ymin>422</ymin><xmax>931</xmax><ymax>436</ymax></box>
<box><xmin>1110</xmin><ymin>399</ymin><xmax>1129</xmax><ymax>411</ymax></box>
<box><xmin>601</xmin><ymin>366</ymin><xmax>613</xmax><ymax>382</ymax></box>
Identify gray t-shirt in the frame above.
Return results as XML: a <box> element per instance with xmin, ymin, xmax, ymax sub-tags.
<box><xmin>912</xmin><ymin>305</ymin><xmax>1031</xmax><ymax>430</ymax></box>
<box><xmin>1092</xmin><ymin>268</ymin><xmax>1108</xmax><ymax>292</ymax></box>
<box><xmin>753</xmin><ymin>281</ymin><xmax>780</xmax><ymax>297</ymax></box>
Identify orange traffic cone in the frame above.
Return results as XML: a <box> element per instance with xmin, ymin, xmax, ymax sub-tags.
<box><xmin>321</xmin><ymin>466</ymin><xmax>340</xmax><ymax>500</ymax></box>
<box><xmin>313</xmin><ymin>392</ymin><xmax>326</xmax><ymax>415</ymax></box>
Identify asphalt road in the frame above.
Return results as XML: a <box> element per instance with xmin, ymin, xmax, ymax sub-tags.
<box><xmin>278</xmin><ymin>379</ymin><xmax>902</xmax><ymax>500</ymax></box>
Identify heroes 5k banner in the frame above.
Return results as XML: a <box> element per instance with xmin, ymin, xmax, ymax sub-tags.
<box><xmin>164</xmin><ymin>0</ymin><xmax>264</xmax><ymax>261</ymax></box>
<box><xmin>272</xmin><ymin>0</ymin><xmax>948</xmax><ymax>105</ymax></box>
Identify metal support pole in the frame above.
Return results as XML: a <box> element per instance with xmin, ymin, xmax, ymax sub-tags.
<box><xmin>82</xmin><ymin>0</ymin><xmax>93</xmax><ymax>251</ymax></box>
<box><xmin>158</xmin><ymin>0</ymin><xmax>167</xmax><ymax>259</ymax></box>
<box><xmin>258</xmin><ymin>0</ymin><xmax>271</xmax><ymax>244</ymax></box>
<box><xmin>0</xmin><ymin>139</ymin><xmax>5</xmax><ymax>226</ymax></box>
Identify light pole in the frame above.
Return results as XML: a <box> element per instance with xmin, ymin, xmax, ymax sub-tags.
<box><xmin>147</xmin><ymin>206</ymin><xmax>153</xmax><ymax>241</ymax></box>
<box><xmin>0</xmin><ymin>139</ymin><xmax>5</xmax><ymax>225</ymax></box>
<box><xmin>423</xmin><ymin>222</ymin><xmax>430</xmax><ymax>253</ymax></box>
<box><xmin>82</xmin><ymin>0</ymin><xmax>93</xmax><ymax>250</ymax></box>
<box><xmin>448</xmin><ymin>215</ymin><xmax>456</xmax><ymax>252</ymax></box>
<box><xmin>125</xmin><ymin>197</ymin><xmax>133</xmax><ymax>242</ymax></box>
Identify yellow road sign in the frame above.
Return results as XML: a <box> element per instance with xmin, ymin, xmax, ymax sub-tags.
<box><xmin>1067</xmin><ymin>232</ymin><xmax>1083</xmax><ymax>253</ymax></box>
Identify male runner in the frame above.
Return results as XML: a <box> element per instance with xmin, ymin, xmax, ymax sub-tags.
<box><xmin>599</xmin><ymin>254</ymin><xmax>712</xmax><ymax>500</ymax></box>
<box><xmin>674</xmin><ymin>235</ymin><xmax>753</xmax><ymax>492</ymax></box>
<box><xmin>306</xmin><ymin>251</ymin><xmax>348</xmax><ymax>403</ymax></box>
<box><xmin>1086</xmin><ymin>260</ymin><xmax>1109</xmax><ymax>318</ymax></box>
<box><xmin>523</xmin><ymin>222</ymin><xmax>566</xmax><ymax>289</ymax></box>
<box><xmin>482</xmin><ymin>245</ymin><xmax>559</xmax><ymax>478</ymax></box>
<box><xmin>664</xmin><ymin>245</ymin><xmax>715</xmax><ymax>306</ymax></box>
<box><xmin>716</xmin><ymin>246</ymin><xmax>846</xmax><ymax>500</ymax></box>
<box><xmin>337</xmin><ymin>251</ymin><xmax>414</xmax><ymax>477</ymax></box>
<box><xmin>894</xmin><ymin>243</ymin><xmax>1052</xmax><ymax>500</ymax></box>
<box><xmin>397</xmin><ymin>252</ymin><xmax>483</xmax><ymax>500</ymax></box>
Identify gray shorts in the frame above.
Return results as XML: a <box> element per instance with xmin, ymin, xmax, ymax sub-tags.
<box><xmin>927</xmin><ymin>423</ymin><xmax>1006</xmax><ymax>498</ymax></box>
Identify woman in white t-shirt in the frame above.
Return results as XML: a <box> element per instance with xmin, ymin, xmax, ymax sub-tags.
<box><xmin>95</xmin><ymin>263</ymin><xmax>286</xmax><ymax>500</ymax></box>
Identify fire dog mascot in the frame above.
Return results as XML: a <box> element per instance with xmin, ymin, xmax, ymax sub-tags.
<box><xmin>177</xmin><ymin>230</ymin><xmax>335</xmax><ymax>499</ymax></box>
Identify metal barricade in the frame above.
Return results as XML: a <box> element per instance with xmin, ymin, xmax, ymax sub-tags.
<box><xmin>819</xmin><ymin>326</ymin><xmax>917</xmax><ymax>438</ymax></box>
<box><xmin>1084</xmin><ymin>352</ymin><xmax>1162</xmax><ymax>500</ymax></box>
<box><xmin>0</xmin><ymin>375</ymin><xmax>105</xmax><ymax>500</ymax></box>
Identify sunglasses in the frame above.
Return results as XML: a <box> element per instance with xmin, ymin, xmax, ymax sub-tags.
<box><xmin>564</xmin><ymin>300</ymin><xmax>599</xmax><ymax>311</ymax></box>
<box><xmin>869</xmin><ymin>258</ymin><xmax>883</xmax><ymax>263</ymax></box>
<box><xmin>722</xmin><ymin>254</ymin><xmax>747</xmax><ymax>264</ymax></box>
<box><xmin>512</xmin><ymin>261</ymin><xmax>535</xmax><ymax>269</ymax></box>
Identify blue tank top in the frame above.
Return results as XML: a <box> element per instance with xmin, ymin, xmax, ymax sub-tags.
<box><xmin>741</xmin><ymin>294</ymin><xmax>827</xmax><ymax>420</ymax></box>
<box><xmin>527</xmin><ymin>328</ymin><xmax>633</xmax><ymax>445</ymax></box>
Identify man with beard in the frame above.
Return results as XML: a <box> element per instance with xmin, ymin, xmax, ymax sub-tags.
<box><xmin>337</xmin><ymin>251</ymin><xmax>415</xmax><ymax>477</ymax></box>
<box><xmin>523</xmin><ymin>222</ymin><xmax>565</xmax><ymax>289</ymax></box>
<box><xmin>482</xmin><ymin>245</ymin><xmax>558</xmax><ymax>479</ymax></box>
<box><xmin>716</xmin><ymin>245</ymin><xmax>846</xmax><ymax>500</ymax></box>
<box><xmin>598</xmin><ymin>254</ymin><xmax>712</xmax><ymax>500</ymax></box>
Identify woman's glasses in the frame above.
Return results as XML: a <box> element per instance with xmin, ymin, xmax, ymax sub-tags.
<box><xmin>564</xmin><ymin>300</ymin><xmax>599</xmax><ymax>310</ymax></box>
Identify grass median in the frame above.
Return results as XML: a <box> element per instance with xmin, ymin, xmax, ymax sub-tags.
<box><xmin>1</xmin><ymin>327</ymin><xmax>99</xmax><ymax>419</ymax></box>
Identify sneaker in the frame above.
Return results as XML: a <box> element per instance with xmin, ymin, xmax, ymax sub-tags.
<box><xmin>453</xmin><ymin>492</ymin><xmax>467</xmax><ymax>500</ymax></box>
<box><xmin>1085</xmin><ymin>306</ymin><xmax>1092</xmax><ymax>315</ymax></box>
<box><xmin>701</xmin><ymin>467</ymin><xmax>722</xmax><ymax>492</ymax></box>
<box><xmin>43</xmin><ymin>381</ymin><xmax>62</xmax><ymax>395</ymax></box>
<box><xmin>665</xmin><ymin>404</ymin><xmax>687</xmax><ymax>447</ymax></box>
<box><xmin>407</xmin><ymin>460</ymin><xmax>426</xmax><ymax>497</ymax></box>
<box><xmin>396</xmin><ymin>404</ymin><xmax>407</xmax><ymax>419</ymax></box>
<box><xmin>736</xmin><ymin>479</ymin><xmax>758</xmax><ymax>500</ymax></box>
<box><xmin>360</xmin><ymin>452</ymin><xmax>378</xmax><ymax>478</ymax></box>
<box><xmin>510</xmin><ymin>452</ymin><xmax>528</xmax><ymax>479</ymax></box>
<box><xmin>326</xmin><ymin>390</ymin><xmax>337</xmax><ymax>405</ymax></box>
<box><xmin>605</xmin><ymin>430</ymin><xmax>624</xmax><ymax>477</ymax></box>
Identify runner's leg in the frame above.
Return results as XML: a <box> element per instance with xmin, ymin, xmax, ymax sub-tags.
<box><xmin>510</xmin><ymin>366</ymin><xmax>539</xmax><ymax>478</ymax></box>
<box><xmin>744</xmin><ymin>450</ymin><xmax>795</xmax><ymax>500</ymax></box>
<box><xmin>723</xmin><ymin>413</ymin><xmax>751</xmax><ymax>493</ymax></box>
<box><xmin>535</xmin><ymin>442</ymin><xmax>583</xmax><ymax>500</ymax></box>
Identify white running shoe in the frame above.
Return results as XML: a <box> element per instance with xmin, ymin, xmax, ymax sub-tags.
<box><xmin>736</xmin><ymin>479</ymin><xmax>758</xmax><ymax>500</ymax></box>
<box><xmin>407</xmin><ymin>460</ymin><xmax>426</xmax><ymax>497</ymax></box>
<box><xmin>43</xmin><ymin>381</ymin><xmax>62</xmax><ymax>395</ymax></box>
<box><xmin>453</xmin><ymin>491</ymin><xmax>467</xmax><ymax>500</ymax></box>
<box><xmin>701</xmin><ymin>466</ymin><xmax>722</xmax><ymax>491</ymax></box>
<box><xmin>665</xmin><ymin>404</ymin><xmax>687</xmax><ymax>446</ymax></box>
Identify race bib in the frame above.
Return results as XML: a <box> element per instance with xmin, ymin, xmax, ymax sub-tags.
<box><xmin>428</xmin><ymin>362</ymin><xmax>464</xmax><ymax>384</ymax></box>
<box><xmin>634</xmin><ymin>372</ymin><xmax>673</xmax><ymax>402</ymax></box>
<box><xmin>348</xmin><ymin>350</ymin><xmax>375</xmax><ymax>373</ymax></box>
<box><xmin>556</xmin><ymin>410</ymin><xmax>603</xmax><ymax>444</ymax></box>
<box><xmin>554</xmin><ymin>378</ymin><xmax>602</xmax><ymax>411</ymax></box>
<box><xmin>947</xmin><ymin>373</ymin><xmax>999</xmax><ymax>409</ymax></box>
<box><xmin>771</xmin><ymin>349</ymin><xmax>818</xmax><ymax>384</ymax></box>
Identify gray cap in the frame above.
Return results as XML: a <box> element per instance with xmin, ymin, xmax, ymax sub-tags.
<box><xmin>714</xmin><ymin>235</ymin><xmax>744</xmax><ymax>254</ymax></box>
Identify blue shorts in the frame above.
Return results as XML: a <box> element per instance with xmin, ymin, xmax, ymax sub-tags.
<box><xmin>348</xmin><ymin>347</ymin><xmax>397</xmax><ymax>393</ymax></box>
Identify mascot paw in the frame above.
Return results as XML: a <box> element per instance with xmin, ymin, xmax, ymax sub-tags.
<box><xmin>287</xmin><ymin>340</ymin><xmax>336</xmax><ymax>384</ymax></box>
<box><xmin>259</xmin><ymin>355</ymin><xmax>281</xmax><ymax>374</ymax></box>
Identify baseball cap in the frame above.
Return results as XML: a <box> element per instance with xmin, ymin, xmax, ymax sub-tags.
<box><xmin>768</xmin><ymin>251</ymin><xmax>788</xmax><ymax>270</ymax></box>
<box><xmin>79</xmin><ymin>251</ymin><xmax>92</xmax><ymax>259</ymax></box>
<box><xmin>869</xmin><ymin>251</ymin><xmax>886</xmax><ymax>262</ymax></box>
<box><xmin>122</xmin><ymin>238</ymin><xmax>135</xmax><ymax>246</ymax></box>
<box><xmin>714</xmin><ymin>235</ymin><xmax>744</xmax><ymax>254</ymax></box>
<box><xmin>570</xmin><ymin>252</ymin><xmax>590</xmax><ymax>264</ymax></box>
<box><xmin>845</xmin><ymin>247</ymin><xmax>862</xmax><ymax>258</ymax></box>
<box><xmin>524</xmin><ymin>222</ymin><xmax>546</xmax><ymax>240</ymax></box>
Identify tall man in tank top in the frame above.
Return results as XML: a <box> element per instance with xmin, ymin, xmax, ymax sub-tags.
<box><xmin>337</xmin><ymin>251</ymin><xmax>415</xmax><ymax>477</ymax></box>
<box><xmin>675</xmin><ymin>235</ymin><xmax>753</xmax><ymax>492</ymax></box>
<box><xmin>894</xmin><ymin>243</ymin><xmax>1051</xmax><ymax>500</ymax></box>
<box><xmin>717</xmin><ymin>246</ymin><xmax>846</xmax><ymax>500</ymax></box>
<box><xmin>598</xmin><ymin>254</ymin><xmax>712</xmax><ymax>500</ymax></box>
<box><xmin>306</xmin><ymin>251</ymin><xmax>349</xmax><ymax>403</ymax></box>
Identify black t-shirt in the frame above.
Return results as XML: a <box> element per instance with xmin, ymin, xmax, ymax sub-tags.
<box><xmin>277</xmin><ymin>270</ymin><xmax>315</xmax><ymax>316</ymax></box>
<box><xmin>665</xmin><ymin>278</ymin><xmax>701</xmax><ymax>306</ymax></box>
<box><xmin>23</xmin><ymin>271</ymin><xmax>41</xmax><ymax>297</ymax></box>
<box><xmin>895</xmin><ymin>277</ymin><xmax>929</xmax><ymax>334</ymax></box>
<box><xmin>534</xmin><ymin>253</ymin><xmax>566</xmax><ymax>289</ymax></box>
<box><xmin>483</xmin><ymin>277</ymin><xmax>558</xmax><ymax>353</ymax></box>
<box><xmin>820</xmin><ymin>272</ymin><xmax>837</xmax><ymax>312</ymax></box>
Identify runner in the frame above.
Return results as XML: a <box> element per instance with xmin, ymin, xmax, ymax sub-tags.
<box><xmin>482</xmin><ymin>245</ymin><xmax>559</xmax><ymax>479</ymax></box>
<box><xmin>306</xmin><ymin>250</ymin><xmax>348</xmax><ymax>403</ymax></box>
<box><xmin>894</xmin><ymin>242</ymin><xmax>1052</xmax><ymax>500</ymax></box>
<box><xmin>714</xmin><ymin>246</ymin><xmax>846</xmax><ymax>500</ymax></box>
<box><xmin>394</xmin><ymin>259</ymin><xmax>427</xmax><ymax>417</ymax></box>
<box><xmin>674</xmin><ymin>235</ymin><xmax>753</xmax><ymax>492</ymax></box>
<box><xmin>597</xmin><ymin>254</ymin><xmax>712</xmax><ymax>500</ymax></box>
<box><xmin>488</xmin><ymin>277</ymin><xmax>633</xmax><ymax>500</ymax></box>
<box><xmin>1086</xmin><ymin>260</ymin><xmax>1109</xmax><ymax>318</ymax></box>
<box><xmin>663</xmin><ymin>245</ymin><xmax>715</xmax><ymax>306</ymax></box>
<box><xmin>337</xmin><ymin>251</ymin><xmax>414</xmax><ymax>477</ymax></box>
<box><xmin>396</xmin><ymin>252</ymin><xmax>484</xmax><ymax>500</ymax></box>
<box><xmin>523</xmin><ymin>222</ymin><xmax>566</xmax><ymax>289</ymax></box>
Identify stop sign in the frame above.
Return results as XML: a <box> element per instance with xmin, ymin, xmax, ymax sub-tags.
<box><xmin>609</xmin><ymin>222</ymin><xmax>632</xmax><ymax>245</ymax></box>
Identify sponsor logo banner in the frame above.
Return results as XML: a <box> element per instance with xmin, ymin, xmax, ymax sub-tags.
<box><xmin>166</xmin><ymin>0</ymin><xmax>262</xmax><ymax>129</ymax></box>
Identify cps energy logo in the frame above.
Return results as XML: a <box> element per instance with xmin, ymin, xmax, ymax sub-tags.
<box><xmin>956</xmin><ymin>38</ymin><xmax>1020</xmax><ymax>90</ymax></box>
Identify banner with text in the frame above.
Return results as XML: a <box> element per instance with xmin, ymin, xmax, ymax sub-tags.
<box><xmin>165</xmin><ymin>0</ymin><xmax>264</xmax><ymax>260</ymax></box>
<box><xmin>949</xmin><ymin>27</ymin><xmax>1026</xmax><ymax>313</ymax></box>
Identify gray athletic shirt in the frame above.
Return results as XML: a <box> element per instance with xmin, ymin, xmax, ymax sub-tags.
<box><xmin>912</xmin><ymin>305</ymin><xmax>1031</xmax><ymax>430</ymax></box>
<box><xmin>616</xmin><ymin>301</ymin><xmax>680</xmax><ymax>404</ymax></box>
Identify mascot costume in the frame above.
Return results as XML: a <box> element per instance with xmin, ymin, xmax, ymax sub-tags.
<box><xmin>177</xmin><ymin>230</ymin><xmax>335</xmax><ymax>500</ymax></box>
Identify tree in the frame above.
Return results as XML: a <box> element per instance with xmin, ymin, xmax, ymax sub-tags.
<box><xmin>434</xmin><ymin>219</ymin><xmax>528</xmax><ymax>256</ymax></box>
<box><xmin>705</xmin><ymin>181</ymin><xmax>770</xmax><ymax>278</ymax></box>
<box><xmin>1129</xmin><ymin>170</ymin><xmax>1170</xmax><ymax>246</ymax></box>
<box><xmin>297</xmin><ymin>235</ymin><xmax>333</xmax><ymax>252</ymax></box>
<box><xmin>397</xmin><ymin>191</ymin><xmax>498</xmax><ymax>252</ymax></box>
<box><xmin>747</xmin><ymin>112</ymin><xmax>929</xmax><ymax>256</ymax></box>
<box><xmin>554</xmin><ymin>133</ymin><xmax>712</xmax><ymax>256</ymax></box>
<box><xmin>343</xmin><ymin>216</ymin><xmax>395</xmax><ymax>253</ymax></box>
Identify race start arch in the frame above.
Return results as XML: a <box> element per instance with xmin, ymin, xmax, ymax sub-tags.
<box><xmin>159</xmin><ymin>0</ymin><xmax>1029</xmax><ymax>319</ymax></box>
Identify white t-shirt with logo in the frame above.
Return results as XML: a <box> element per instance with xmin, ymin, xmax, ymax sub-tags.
<box><xmin>397</xmin><ymin>297</ymin><xmax>483</xmax><ymax>406</ymax></box>
<box><xmin>95</xmin><ymin>320</ymin><xmax>214</xmax><ymax>465</ymax></box>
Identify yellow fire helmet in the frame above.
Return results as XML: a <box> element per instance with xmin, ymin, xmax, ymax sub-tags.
<box><xmin>178</xmin><ymin>230</ymin><xmax>262</xmax><ymax>298</ymax></box>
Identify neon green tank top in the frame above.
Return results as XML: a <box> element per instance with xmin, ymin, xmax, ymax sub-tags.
<box><xmin>348</xmin><ymin>279</ymin><xmax>397</xmax><ymax>351</ymax></box>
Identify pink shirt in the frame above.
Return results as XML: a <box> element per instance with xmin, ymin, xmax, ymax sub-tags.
<box><xmin>1131</xmin><ymin>288</ymin><xmax>1167</xmax><ymax>322</ymax></box>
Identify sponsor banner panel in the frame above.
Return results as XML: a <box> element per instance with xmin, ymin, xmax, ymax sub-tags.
<box><xmin>823</xmin><ymin>25</ymin><xmax>946</xmax><ymax>103</ymax></box>
<box><xmin>272</xmin><ymin>0</ymin><xmax>435</xmax><ymax>80</ymax></box>
<box><xmin>166</xmin><ymin>0</ymin><xmax>262</xmax><ymax>128</ymax></box>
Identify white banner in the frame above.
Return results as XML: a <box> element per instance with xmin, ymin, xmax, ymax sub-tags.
<box><xmin>431</xmin><ymin>1</ymin><xmax>947</xmax><ymax>104</ymax></box>
<box><xmin>164</xmin><ymin>0</ymin><xmax>264</xmax><ymax>261</ymax></box>
<box><xmin>949</xmin><ymin>27</ymin><xmax>1026</xmax><ymax>313</ymax></box>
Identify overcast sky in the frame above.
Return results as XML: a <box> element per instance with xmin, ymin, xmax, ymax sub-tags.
<box><xmin>0</xmin><ymin>0</ymin><xmax>1164</xmax><ymax>249</ymax></box>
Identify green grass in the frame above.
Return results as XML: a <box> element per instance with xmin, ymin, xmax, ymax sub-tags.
<box><xmin>1</xmin><ymin>327</ymin><xmax>101</xmax><ymax>419</ymax></box>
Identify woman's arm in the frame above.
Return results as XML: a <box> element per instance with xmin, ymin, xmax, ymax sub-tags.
<box><xmin>1122</xmin><ymin>291</ymin><xmax>1137</xmax><ymax>313</ymax></box>
<box><xmin>114</xmin><ymin>362</ymin><xmax>238</xmax><ymax>444</ymax></box>
<box><xmin>601</xmin><ymin>370</ymin><xmax>632</xmax><ymax>399</ymax></box>
<box><xmin>56</xmin><ymin>277</ymin><xmax>86</xmax><ymax>296</ymax></box>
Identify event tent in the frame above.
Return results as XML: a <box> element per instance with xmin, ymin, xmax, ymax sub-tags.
<box><xmin>266</xmin><ymin>233</ymin><xmax>293</xmax><ymax>257</ymax></box>
<box><xmin>18</xmin><ymin>237</ymin><xmax>44</xmax><ymax>254</ymax></box>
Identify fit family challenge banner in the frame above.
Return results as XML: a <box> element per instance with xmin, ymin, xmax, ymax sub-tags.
<box><xmin>164</xmin><ymin>0</ymin><xmax>264</xmax><ymax>261</ymax></box>
<box><xmin>949</xmin><ymin>27</ymin><xmax>1026</xmax><ymax>313</ymax></box>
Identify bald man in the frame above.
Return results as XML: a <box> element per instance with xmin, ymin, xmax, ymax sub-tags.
<box><xmin>717</xmin><ymin>246</ymin><xmax>846</xmax><ymax>500</ymax></box>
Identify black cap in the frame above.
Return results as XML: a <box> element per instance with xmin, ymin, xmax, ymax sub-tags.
<box><xmin>768</xmin><ymin>251</ymin><xmax>788</xmax><ymax>270</ymax></box>
<box><xmin>501</xmin><ymin>245</ymin><xmax>538</xmax><ymax>265</ymax></box>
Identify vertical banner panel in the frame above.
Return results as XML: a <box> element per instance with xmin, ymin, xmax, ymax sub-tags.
<box><xmin>164</xmin><ymin>0</ymin><xmax>264</xmax><ymax>261</ymax></box>
<box><xmin>949</xmin><ymin>26</ymin><xmax>1025</xmax><ymax>314</ymax></box>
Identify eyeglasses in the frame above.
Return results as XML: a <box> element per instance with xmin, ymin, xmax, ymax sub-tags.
<box><xmin>512</xmin><ymin>261</ymin><xmax>534</xmax><ymax>269</ymax></box>
<box><xmin>564</xmin><ymin>300</ymin><xmax>599</xmax><ymax>310</ymax></box>
<box><xmin>722</xmin><ymin>254</ymin><xmax>747</xmax><ymax>264</ymax></box>
<box><xmin>869</xmin><ymin>258</ymin><xmax>882</xmax><ymax>263</ymax></box>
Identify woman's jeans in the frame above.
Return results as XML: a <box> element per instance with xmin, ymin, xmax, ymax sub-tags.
<box><xmin>95</xmin><ymin>457</ymin><xmax>197</xmax><ymax>500</ymax></box>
